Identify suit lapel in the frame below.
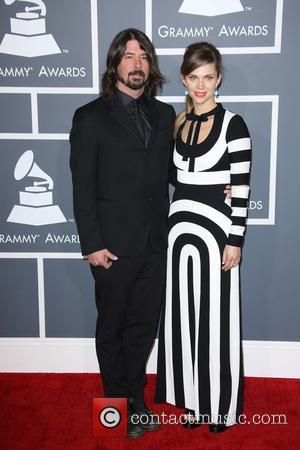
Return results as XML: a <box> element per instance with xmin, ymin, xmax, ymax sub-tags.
<box><xmin>109</xmin><ymin>96</ymin><xmax>143</xmax><ymax>145</ymax></box>
<box><xmin>147</xmin><ymin>99</ymin><xmax>160</xmax><ymax>150</ymax></box>
<box><xmin>108</xmin><ymin>94</ymin><xmax>160</xmax><ymax>149</ymax></box>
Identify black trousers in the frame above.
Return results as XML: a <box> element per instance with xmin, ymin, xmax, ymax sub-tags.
<box><xmin>90</xmin><ymin>238</ymin><xmax>166</xmax><ymax>400</ymax></box>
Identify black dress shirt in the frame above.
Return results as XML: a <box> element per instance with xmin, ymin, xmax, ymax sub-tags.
<box><xmin>115</xmin><ymin>88</ymin><xmax>152</xmax><ymax>147</ymax></box>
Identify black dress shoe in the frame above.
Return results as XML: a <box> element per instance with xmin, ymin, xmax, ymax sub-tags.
<box><xmin>127</xmin><ymin>408</ymin><xmax>144</xmax><ymax>439</ymax></box>
<box><xmin>129</xmin><ymin>399</ymin><xmax>160</xmax><ymax>431</ymax></box>
<box><xmin>209</xmin><ymin>423</ymin><xmax>227</xmax><ymax>433</ymax></box>
<box><xmin>182</xmin><ymin>409</ymin><xmax>202</xmax><ymax>429</ymax></box>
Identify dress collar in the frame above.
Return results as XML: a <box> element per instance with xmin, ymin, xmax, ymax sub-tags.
<box><xmin>186</xmin><ymin>103</ymin><xmax>223</xmax><ymax>122</ymax></box>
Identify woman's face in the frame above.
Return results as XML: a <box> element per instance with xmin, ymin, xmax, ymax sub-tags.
<box><xmin>182</xmin><ymin>62</ymin><xmax>221</xmax><ymax>111</ymax></box>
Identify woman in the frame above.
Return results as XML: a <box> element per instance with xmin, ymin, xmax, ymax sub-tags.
<box><xmin>155</xmin><ymin>42</ymin><xmax>251</xmax><ymax>432</ymax></box>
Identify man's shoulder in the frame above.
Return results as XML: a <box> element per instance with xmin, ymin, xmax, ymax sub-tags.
<box><xmin>153</xmin><ymin>97</ymin><xmax>175</xmax><ymax>113</ymax></box>
<box><xmin>152</xmin><ymin>98</ymin><xmax>176</xmax><ymax>124</ymax></box>
<box><xmin>74</xmin><ymin>96</ymin><xmax>107</xmax><ymax>119</ymax></box>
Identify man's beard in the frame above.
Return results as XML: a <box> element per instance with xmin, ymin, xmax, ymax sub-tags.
<box><xmin>117</xmin><ymin>70</ymin><xmax>148</xmax><ymax>90</ymax></box>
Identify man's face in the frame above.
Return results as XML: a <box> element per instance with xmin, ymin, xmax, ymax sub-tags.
<box><xmin>116</xmin><ymin>39</ymin><xmax>150</xmax><ymax>94</ymax></box>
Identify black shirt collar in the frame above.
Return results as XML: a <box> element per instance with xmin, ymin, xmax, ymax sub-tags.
<box><xmin>114</xmin><ymin>87</ymin><xmax>146</xmax><ymax>108</ymax></box>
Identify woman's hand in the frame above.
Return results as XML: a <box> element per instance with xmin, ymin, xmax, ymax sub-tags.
<box><xmin>222</xmin><ymin>245</ymin><xmax>241</xmax><ymax>271</ymax></box>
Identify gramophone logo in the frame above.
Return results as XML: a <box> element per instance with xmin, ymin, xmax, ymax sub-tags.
<box><xmin>178</xmin><ymin>0</ymin><xmax>244</xmax><ymax>16</ymax></box>
<box><xmin>0</xmin><ymin>0</ymin><xmax>61</xmax><ymax>57</ymax></box>
<box><xmin>7</xmin><ymin>150</ymin><xmax>67</xmax><ymax>226</ymax></box>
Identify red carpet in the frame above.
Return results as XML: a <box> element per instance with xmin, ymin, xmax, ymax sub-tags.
<box><xmin>0</xmin><ymin>374</ymin><xmax>299</xmax><ymax>450</ymax></box>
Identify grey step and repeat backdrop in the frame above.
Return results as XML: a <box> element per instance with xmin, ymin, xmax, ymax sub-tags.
<box><xmin>0</xmin><ymin>0</ymin><xmax>299</xmax><ymax>371</ymax></box>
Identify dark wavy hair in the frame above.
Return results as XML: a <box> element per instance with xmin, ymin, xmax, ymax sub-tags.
<box><xmin>101</xmin><ymin>28</ymin><xmax>165</xmax><ymax>100</ymax></box>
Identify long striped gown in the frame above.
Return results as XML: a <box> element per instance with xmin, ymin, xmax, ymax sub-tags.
<box><xmin>155</xmin><ymin>103</ymin><xmax>251</xmax><ymax>426</ymax></box>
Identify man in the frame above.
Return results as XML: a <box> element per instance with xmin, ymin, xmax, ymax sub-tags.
<box><xmin>70</xmin><ymin>29</ymin><xmax>176</xmax><ymax>439</ymax></box>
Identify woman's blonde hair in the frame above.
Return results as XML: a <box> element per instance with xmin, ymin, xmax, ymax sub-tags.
<box><xmin>174</xmin><ymin>42</ymin><xmax>223</xmax><ymax>137</ymax></box>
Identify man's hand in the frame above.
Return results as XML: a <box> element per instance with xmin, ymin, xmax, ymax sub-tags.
<box><xmin>222</xmin><ymin>245</ymin><xmax>241</xmax><ymax>271</ymax></box>
<box><xmin>224</xmin><ymin>184</ymin><xmax>231</xmax><ymax>198</ymax></box>
<box><xmin>86</xmin><ymin>249</ymin><xmax>118</xmax><ymax>269</ymax></box>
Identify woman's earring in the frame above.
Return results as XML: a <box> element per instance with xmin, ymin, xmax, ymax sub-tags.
<box><xmin>182</xmin><ymin>82</ymin><xmax>188</xmax><ymax>96</ymax></box>
<box><xmin>214</xmin><ymin>88</ymin><xmax>219</xmax><ymax>98</ymax></box>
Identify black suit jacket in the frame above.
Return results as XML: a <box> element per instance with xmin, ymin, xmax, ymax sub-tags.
<box><xmin>70</xmin><ymin>94</ymin><xmax>176</xmax><ymax>256</ymax></box>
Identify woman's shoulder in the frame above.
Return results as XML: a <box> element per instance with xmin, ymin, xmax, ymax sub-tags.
<box><xmin>223</xmin><ymin>107</ymin><xmax>247</xmax><ymax>125</ymax></box>
<box><xmin>224</xmin><ymin>109</ymin><xmax>250</xmax><ymax>140</ymax></box>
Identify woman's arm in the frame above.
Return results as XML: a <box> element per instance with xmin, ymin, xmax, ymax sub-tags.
<box><xmin>222</xmin><ymin>114</ymin><xmax>251</xmax><ymax>271</ymax></box>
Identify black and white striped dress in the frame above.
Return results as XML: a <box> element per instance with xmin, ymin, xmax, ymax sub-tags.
<box><xmin>155</xmin><ymin>103</ymin><xmax>251</xmax><ymax>426</ymax></box>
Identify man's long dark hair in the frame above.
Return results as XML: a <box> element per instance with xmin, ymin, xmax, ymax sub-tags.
<box><xmin>101</xmin><ymin>28</ymin><xmax>165</xmax><ymax>100</ymax></box>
